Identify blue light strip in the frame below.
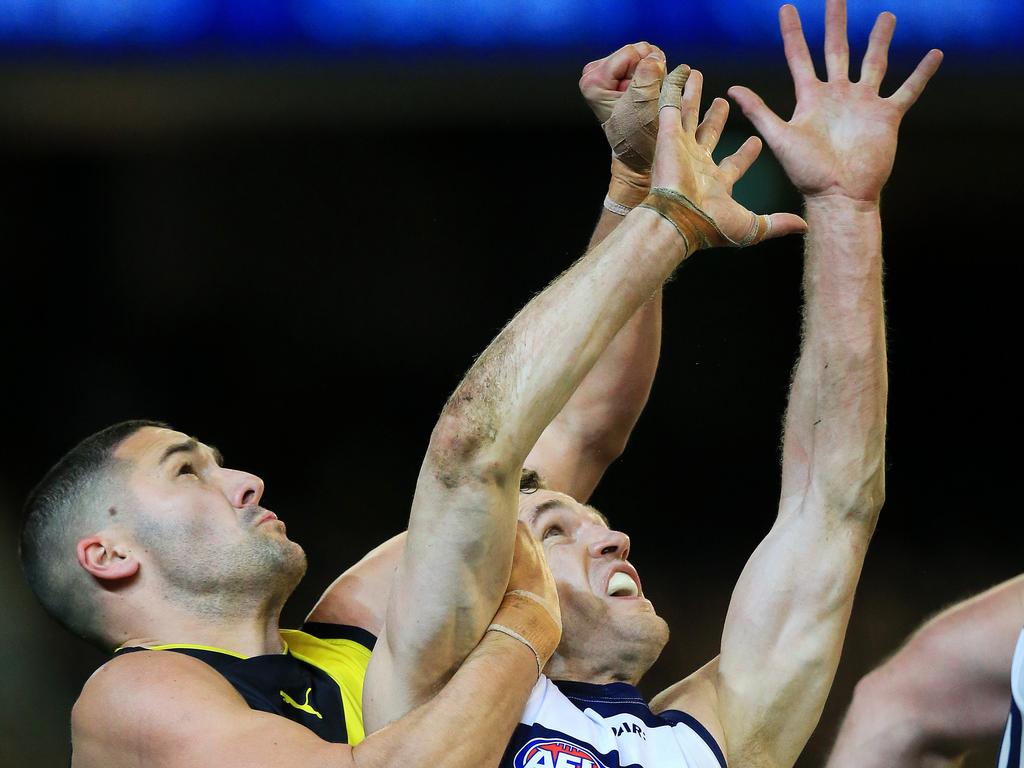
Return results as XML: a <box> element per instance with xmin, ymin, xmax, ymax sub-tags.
<box><xmin>0</xmin><ymin>0</ymin><xmax>1020</xmax><ymax>52</ymax></box>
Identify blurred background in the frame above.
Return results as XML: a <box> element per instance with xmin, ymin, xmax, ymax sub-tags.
<box><xmin>1</xmin><ymin>0</ymin><xmax>1021</xmax><ymax>765</ymax></box>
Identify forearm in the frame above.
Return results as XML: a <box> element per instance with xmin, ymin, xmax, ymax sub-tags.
<box><xmin>827</xmin><ymin>670</ymin><xmax>957</xmax><ymax>768</ymax></box>
<box><xmin>381</xmin><ymin>198</ymin><xmax>680</xmax><ymax>722</ymax></box>
<box><xmin>526</xmin><ymin>205</ymin><xmax>663</xmax><ymax>501</ymax></box>
<box><xmin>716</xmin><ymin>199</ymin><xmax>888</xmax><ymax>765</ymax></box>
<box><xmin>780</xmin><ymin>197</ymin><xmax>887</xmax><ymax>520</ymax></box>
<box><xmin>355</xmin><ymin>631</ymin><xmax>536</xmax><ymax>768</ymax></box>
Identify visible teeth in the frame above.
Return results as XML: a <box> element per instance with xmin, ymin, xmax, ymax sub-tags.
<box><xmin>607</xmin><ymin>572</ymin><xmax>639</xmax><ymax>597</ymax></box>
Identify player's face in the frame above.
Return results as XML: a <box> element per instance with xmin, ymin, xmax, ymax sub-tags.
<box><xmin>518</xmin><ymin>490</ymin><xmax>668</xmax><ymax>680</ymax></box>
<box><xmin>114</xmin><ymin>426</ymin><xmax>306</xmax><ymax>604</ymax></box>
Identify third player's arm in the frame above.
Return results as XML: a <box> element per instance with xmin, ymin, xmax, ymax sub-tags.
<box><xmin>827</xmin><ymin>575</ymin><xmax>1024</xmax><ymax>768</ymax></box>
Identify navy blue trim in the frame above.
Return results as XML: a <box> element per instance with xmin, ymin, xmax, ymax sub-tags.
<box><xmin>660</xmin><ymin>710</ymin><xmax>727</xmax><ymax>768</ymax></box>
<box><xmin>300</xmin><ymin>622</ymin><xmax>377</xmax><ymax>650</ymax></box>
<box><xmin>1009</xmin><ymin>699</ymin><xmax>1022</xmax><ymax>768</ymax></box>
<box><xmin>553</xmin><ymin>680</ymin><xmax>646</xmax><ymax>704</ymax></box>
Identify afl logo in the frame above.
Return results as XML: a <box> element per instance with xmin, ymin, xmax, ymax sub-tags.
<box><xmin>513</xmin><ymin>737</ymin><xmax>609</xmax><ymax>768</ymax></box>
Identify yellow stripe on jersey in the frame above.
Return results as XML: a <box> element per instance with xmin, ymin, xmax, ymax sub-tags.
<box><xmin>280</xmin><ymin>629</ymin><xmax>372</xmax><ymax>745</ymax></box>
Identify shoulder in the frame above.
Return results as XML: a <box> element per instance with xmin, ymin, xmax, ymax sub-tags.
<box><xmin>649</xmin><ymin>659</ymin><xmax>728</xmax><ymax>766</ymax></box>
<box><xmin>72</xmin><ymin>651</ymin><xmax>247</xmax><ymax>759</ymax></box>
<box><xmin>77</xmin><ymin>649</ymin><xmax>240</xmax><ymax>713</ymax></box>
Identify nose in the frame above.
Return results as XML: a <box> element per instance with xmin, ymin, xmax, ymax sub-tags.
<box><xmin>224</xmin><ymin>469</ymin><xmax>264</xmax><ymax>509</ymax></box>
<box><xmin>588</xmin><ymin>527</ymin><xmax>630</xmax><ymax>560</ymax></box>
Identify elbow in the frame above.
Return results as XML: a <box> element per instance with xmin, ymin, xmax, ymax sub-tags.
<box><xmin>818</xmin><ymin>457</ymin><xmax>886</xmax><ymax>526</ymax></box>
<box><xmin>557</xmin><ymin>404</ymin><xmax>637</xmax><ymax>466</ymax></box>
<box><xmin>424</xmin><ymin>412</ymin><xmax>516</xmax><ymax>490</ymax></box>
<box><xmin>842</xmin><ymin>665</ymin><xmax>927</xmax><ymax>758</ymax></box>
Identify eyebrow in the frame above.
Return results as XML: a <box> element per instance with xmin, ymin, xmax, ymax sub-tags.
<box><xmin>529</xmin><ymin>499</ymin><xmax>569</xmax><ymax>526</ymax></box>
<box><xmin>158</xmin><ymin>439</ymin><xmax>225</xmax><ymax>467</ymax></box>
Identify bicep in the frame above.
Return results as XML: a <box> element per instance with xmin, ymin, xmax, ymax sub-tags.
<box><xmin>715</xmin><ymin>507</ymin><xmax>871</xmax><ymax>767</ymax></box>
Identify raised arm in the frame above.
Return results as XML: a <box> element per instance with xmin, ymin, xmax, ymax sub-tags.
<box><xmin>365</xmin><ymin>64</ymin><xmax>806</xmax><ymax>731</ymax></box>
<box><xmin>526</xmin><ymin>43</ymin><xmax>666</xmax><ymax>501</ymax></box>
<box><xmin>652</xmin><ymin>4</ymin><xmax>942</xmax><ymax>766</ymax></box>
<box><xmin>828</xmin><ymin>575</ymin><xmax>1024</xmax><ymax>768</ymax></box>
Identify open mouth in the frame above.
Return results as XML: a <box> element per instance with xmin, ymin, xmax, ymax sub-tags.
<box><xmin>606</xmin><ymin>571</ymin><xmax>640</xmax><ymax>598</ymax></box>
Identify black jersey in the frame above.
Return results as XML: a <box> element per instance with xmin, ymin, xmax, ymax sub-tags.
<box><xmin>114</xmin><ymin>623</ymin><xmax>375</xmax><ymax>744</ymax></box>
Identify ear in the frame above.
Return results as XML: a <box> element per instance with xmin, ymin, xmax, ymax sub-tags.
<box><xmin>76</xmin><ymin>534</ymin><xmax>140</xmax><ymax>582</ymax></box>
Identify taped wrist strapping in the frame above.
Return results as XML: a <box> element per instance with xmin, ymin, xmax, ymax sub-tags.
<box><xmin>601</xmin><ymin>64</ymin><xmax>662</xmax><ymax>173</ymax></box>
<box><xmin>607</xmin><ymin>157</ymin><xmax>651</xmax><ymax>211</ymax></box>
<box><xmin>638</xmin><ymin>187</ymin><xmax>772</xmax><ymax>254</ymax></box>
<box><xmin>487</xmin><ymin>589</ymin><xmax>562</xmax><ymax>677</ymax></box>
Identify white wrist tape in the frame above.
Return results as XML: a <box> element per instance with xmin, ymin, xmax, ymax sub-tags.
<box><xmin>603</xmin><ymin>195</ymin><xmax>633</xmax><ymax>216</ymax></box>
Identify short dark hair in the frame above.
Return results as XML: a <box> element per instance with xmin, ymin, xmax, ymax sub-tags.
<box><xmin>519</xmin><ymin>467</ymin><xmax>545</xmax><ymax>494</ymax></box>
<box><xmin>20</xmin><ymin>419</ymin><xmax>168</xmax><ymax>648</ymax></box>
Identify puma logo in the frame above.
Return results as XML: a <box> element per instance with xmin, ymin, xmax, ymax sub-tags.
<box><xmin>280</xmin><ymin>687</ymin><xmax>323</xmax><ymax>719</ymax></box>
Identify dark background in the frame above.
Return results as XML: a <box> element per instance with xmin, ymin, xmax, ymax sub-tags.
<box><xmin>1</xmin><ymin>27</ymin><xmax>1021</xmax><ymax>768</ymax></box>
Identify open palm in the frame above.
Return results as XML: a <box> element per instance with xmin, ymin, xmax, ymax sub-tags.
<box><xmin>729</xmin><ymin>1</ymin><xmax>942</xmax><ymax>203</ymax></box>
<box><xmin>650</xmin><ymin>66</ymin><xmax>806</xmax><ymax>245</ymax></box>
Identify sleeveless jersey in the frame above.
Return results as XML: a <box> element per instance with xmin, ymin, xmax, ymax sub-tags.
<box><xmin>501</xmin><ymin>676</ymin><xmax>727</xmax><ymax>768</ymax></box>
<box><xmin>114</xmin><ymin>622</ymin><xmax>375</xmax><ymax>745</ymax></box>
<box><xmin>998</xmin><ymin>627</ymin><xmax>1024</xmax><ymax>768</ymax></box>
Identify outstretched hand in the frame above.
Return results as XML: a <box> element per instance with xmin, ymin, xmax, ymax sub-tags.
<box><xmin>650</xmin><ymin>66</ymin><xmax>808</xmax><ymax>245</ymax></box>
<box><xmin>728</xmin><ymin>0</ymin><xmax>943</xmax><ymax>203</ymax></box>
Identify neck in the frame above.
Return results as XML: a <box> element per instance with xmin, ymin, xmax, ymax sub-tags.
<box><xmin>111</xmin><ymin>593</ymin><xmax>287</xmax><ymax>658</ymax></box>
<box><xmin>543</xmin><ymin>651</ymin><xmax>648</xmax><ymax>686</ymax></box>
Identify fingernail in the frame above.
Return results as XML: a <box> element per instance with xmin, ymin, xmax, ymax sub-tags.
<box><xmin>648</xmin><ymin>50</ymin><xmax>665</xmax><ymax>61</ymax></box>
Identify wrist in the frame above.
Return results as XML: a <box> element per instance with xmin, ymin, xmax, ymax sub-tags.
<box><xmin>607</xmin><ymin>156</ymin><xmax>651</xmax><ymax>211</ymax></box>
<box><xmin>804</xmin><ymin>193</ymin><xmax>881</xmax><ymax>216</ymax></box>
<box><xmin>629</xmin><ymin>205</ymin><xmax>696</xmax><ymax>260</ymax></box>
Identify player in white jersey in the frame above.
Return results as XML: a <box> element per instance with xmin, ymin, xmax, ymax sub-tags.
<box><xmin>359</xmin><ymin>3</ymin><xmax>942</xmax><ymax>768</ymax></box>
<box><xmin>506</xmin><ymin>674</ymin><xmax>726</xmax><ymax>768</ymax></box>
<box><xmin>825</xmin><ymin>574</ymin><xmax>1024</xmax><ymax>768</ymax></box>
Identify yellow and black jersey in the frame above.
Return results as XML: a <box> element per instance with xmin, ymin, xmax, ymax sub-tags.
<box><xmin>114</xmin><ymin>623</ymin><xmax>375</xmax><ymax>744</ymax></box>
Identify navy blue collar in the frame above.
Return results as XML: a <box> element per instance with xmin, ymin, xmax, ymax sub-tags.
<box><xmin>552</xmin><ymin>679</ymin><xmax>647</xmax><ymax>704</ymax></box>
